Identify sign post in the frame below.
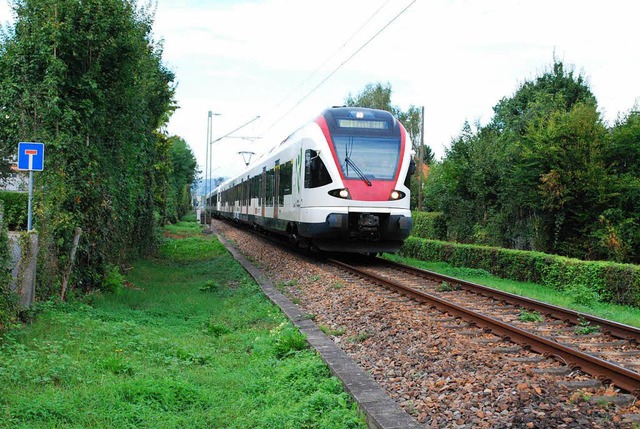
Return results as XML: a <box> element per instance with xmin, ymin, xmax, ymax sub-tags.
<box><xmin>17</xmin><ymin>142</ymin><xmax>45</xmax><ymax>231</ymax></box>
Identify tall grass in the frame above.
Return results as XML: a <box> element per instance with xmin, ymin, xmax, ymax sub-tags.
<box><xmin>0</xmin><ymin>218</ymin><xmax>365</xmax><ymax>428</ymax></box>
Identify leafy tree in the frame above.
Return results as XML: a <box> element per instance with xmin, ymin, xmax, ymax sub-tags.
<box><xmin>426</xmin><ymin>61</ymin><xmax>615</xmax><ymax>259</ymax></box>
<box><xmin>592</xmin><ymin>108</ymin><xmax>640</xmax><ymax>261</ymax></box>
<box><xmin>0</xmin><ymin>0</ymin><xmax>180</xmax><ymax>294</ymax></box>
<box><xmin>345</xmin><ymin>82</ymin><xmax>394</xmax><ymax>111</ymax></box>
<box><xmin>166</xmin><ymin>135</ymin><xmax>197</xmax><ymax>222</ymax></box>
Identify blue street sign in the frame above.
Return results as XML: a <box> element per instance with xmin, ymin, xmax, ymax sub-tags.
<box><xmin>17</xmin><ymin>142</ymin><xmax>45</xmax><ymax>171</ymax></box>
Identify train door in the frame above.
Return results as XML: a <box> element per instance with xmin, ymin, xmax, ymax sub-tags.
<box><xmin>274</xmin><ymin>160</ymin><xmax>279</xmax><ymax>220</ymax></box>
<box><xmin>246</xmin><ymin>175</ymin><xmax>250</xmax><ymax>216</ymax></box>
<box><xmin>261</xmin><ymin>166</ymin><xmax>266</xmax><ymax>218</ymax></box>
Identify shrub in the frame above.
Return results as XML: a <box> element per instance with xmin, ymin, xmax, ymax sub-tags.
<box><xmin>101</xmin><ymin>265</ymin><xmax>125</xmax><ymax>294</ymax></box>
<box><xmin>0</xmin><ymin>192</ymin><xmax>28</xmax><ymax>231</ymax></box>
<box><xmin>411</xmin><ymin>211</ymin><xmax>447</xmax><ymax>240</ymax></box>
<box><xmin>399</xmin><ymin>236</ymin><xmax>640</xmax><ymax>308</ymax></box>
<box><xmin>270</xmin><ymin>322</ymin><xmax>308</xmax><ymax>359</ymax></box>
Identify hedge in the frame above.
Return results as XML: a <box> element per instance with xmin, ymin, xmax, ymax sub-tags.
<box><xmin>411</xmin><ymin>211</ymin><xmax>447</xmax><ymax>241</ymax></box>
<box><xmin>399</xmin><ymin>236</ymin><xmax>640</xmax><ymax>308</ymax></box>
<box><xmin>0</xmin><ymin>191</ymin><xmax>28</xmax><ymax>231</ymax></box>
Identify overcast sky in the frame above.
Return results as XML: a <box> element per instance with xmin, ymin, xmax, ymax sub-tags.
<box><xmin>2</xmin><ymin>0</ymin><xmax>639</xmax><ymax>180</ymax></box>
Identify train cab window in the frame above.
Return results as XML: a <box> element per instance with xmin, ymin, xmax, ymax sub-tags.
<box><xmin>332</xmin><ymin>136</ymin><xmax>400</xmax><ymax>181</ymax></box>
<box><xmin>305</xmin><ymin>149</ymin><xmax>332</xmax><ymax>188</ymax></box>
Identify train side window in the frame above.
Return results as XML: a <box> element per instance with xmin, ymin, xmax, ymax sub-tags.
<box><xmin>266</xmin><ymin>168</ymin><xmax>275</xmax><ymax>207</ymax></box>
<box><xmin>305</xmin><ymin>150</ymin><xmax>332</xmax><ymax>188</ymax></box>
<box><xmin>280</xmin><ymin>160</ymin><xmax>292</xmax><ymax>197</ymax></box>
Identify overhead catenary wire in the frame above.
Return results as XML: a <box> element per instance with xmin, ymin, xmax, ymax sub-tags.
<box><xmin>269</xmin><ymin>0</ymin><xmax>393</xmax><ymax>113</ymax></box>
<box><xmin>261</xmin><ymin>0</ymin><xmax>417</xmax><ymax>135</ymax></box>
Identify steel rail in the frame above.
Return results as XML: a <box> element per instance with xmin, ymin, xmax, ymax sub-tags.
<box><xmin>329</xmin><ymin>258</ymin><xmax>640</xmax><ymax>395</ymax></box>
<box><xmin>382</xmin><ymin>259</ymin><xmax>640</xmax><ymax>344</ymax></box>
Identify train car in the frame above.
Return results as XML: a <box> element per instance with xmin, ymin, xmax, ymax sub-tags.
<box><xmin>207</xmin><ymin>106</ymin><xmax>415</xmax><ymax>254</ymax></box>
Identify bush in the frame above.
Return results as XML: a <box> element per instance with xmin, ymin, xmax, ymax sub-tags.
<box><xmin>0</xmin><ymin>208</ymin><xmax>16</xmax><ymax>330</ymax></box>
<box><xmin>399</xmin><ymin>236</ymin><xmax>640</xmax><ymax>308</ymax></box>
<box><xmin>411</xmin><ymin>211</ymin><xmax>447</xmax><ymax>240</ymax></box>
<box><xmin>0</xmin><ymin>192</ymin><xmax>28</xmax><ymax>231</ymax></box>
<box><xmin>270</xmin><ymin>322</ymin><xmax>308</xmax><ymax>359</ymax></box>
<box><xmin>101</xmin><ymin>265</ymin><xmax>125</xmax><ymax>294</ymax></box>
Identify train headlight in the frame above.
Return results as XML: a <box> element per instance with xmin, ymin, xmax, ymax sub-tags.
<box><xmin>389</xmin><ymin>190</ymin><xmax>405</xmax><ymax>200</ymax></box>
<box><xmin>328</xmin><ymin>188</ymin><xmax>351</xmax><ymax>199</ymax></box>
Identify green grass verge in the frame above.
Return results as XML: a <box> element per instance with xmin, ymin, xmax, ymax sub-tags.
<box><xmin>0</xmin><ymin>219</ymin><xmax>366</xmax><ymax>429</ymax></box>
<box><xmin>383</xmin><ymin>254</ymin><xmax>640</xmax><ymax>328</ymax></box>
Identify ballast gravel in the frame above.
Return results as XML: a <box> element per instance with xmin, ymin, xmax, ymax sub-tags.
<box><xmin>212</xmin><ymin>220</ymin><xmax>640</xmax><ymax>428</ymax></box>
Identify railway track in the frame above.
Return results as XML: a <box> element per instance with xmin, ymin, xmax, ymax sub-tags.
<box><xmin>328</xmin><ymin>256</ymin><xmax>640</xmax><ymax>396</ymax></box>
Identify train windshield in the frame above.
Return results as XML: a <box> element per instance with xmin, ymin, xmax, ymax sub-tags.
<box><xmin>332</xmin><ymin>136</ymin><xmax>400</xmax><ymax>181</ymax></box>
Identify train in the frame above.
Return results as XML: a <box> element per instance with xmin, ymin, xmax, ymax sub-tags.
<box><xmin>205</xmin><ymin>107</ymin><xmax>415</xmax><ymax>254</ymax></box>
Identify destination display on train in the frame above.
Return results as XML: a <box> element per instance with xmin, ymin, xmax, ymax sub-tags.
<box><xmin>337</xmin><ymin>119</ymin><xmax>389</xmax><ymax>129</ymax></box>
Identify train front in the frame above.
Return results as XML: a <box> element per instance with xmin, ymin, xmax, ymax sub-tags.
<box><xmin>301</xmin><ymin>107</ymin><xmax>414</xmax><ymax>254</ymax></box>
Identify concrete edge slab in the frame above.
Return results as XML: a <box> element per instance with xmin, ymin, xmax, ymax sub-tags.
<box><xmin>216</xmin><ymin>232</ymin><xmax>422</xmax><ymax>429</ymax></box>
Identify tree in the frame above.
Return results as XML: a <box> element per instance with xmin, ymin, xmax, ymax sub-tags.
<box><xmin>345</xmin><ymin>82</ymin><xmax>394</xmax><ymax>111</ymax></box>
<box><xmin>0</xmin><ymin>0</ymin><xmax>180</xmax><ymax>294</ymax></box>
<box><xmin>167</xmin><ymin>135</ymin><xmax>197</xmax><ymax>222</ymax></box>
<box><xmin>426</xmin><ymin>61</ymin><xmax>613</xmax><ymax>258</ymax></box>
<box><xmin>592</xmin><ymin>108</ymin><xmax>640</xmax><ymax>262</ymax></box>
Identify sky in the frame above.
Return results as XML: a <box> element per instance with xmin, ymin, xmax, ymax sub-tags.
<box><xmin>1</xmin><ymin>0</ymin><xmax>639</xmax><ymax>181</ymax></box>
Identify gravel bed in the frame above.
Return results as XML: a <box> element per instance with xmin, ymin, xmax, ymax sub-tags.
<box><xmin>213</xmin><ymin>220</ymin><xmax>640</xmax><ymax>428</ymax></box>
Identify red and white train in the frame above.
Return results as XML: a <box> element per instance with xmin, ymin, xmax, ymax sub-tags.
<box><xmin>207</xmin><ymin>107</ymin><xmax>415</xmax><ymax>254</ymax></box>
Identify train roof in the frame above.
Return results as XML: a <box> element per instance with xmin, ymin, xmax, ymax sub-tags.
<box><xmin>210</xmin><ymin>106</ymin><xmax>399</xmax><ymax>194</ymax></box>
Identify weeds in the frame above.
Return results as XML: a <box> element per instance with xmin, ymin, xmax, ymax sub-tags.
<box><xmin>319</xmin><ymin>325</ymin><xmax>347</xmax><ymax>337</ymax></box>
<box><xmin>436</xmin><ymin>281</ymin><xmax>460</xmax><ymax>292</ymax></box>
<box><xmin>518</xmin><ymin>310</ymin><xmax>544</xmax><ymax>323</ymax></box>
<box><xmin>567</xmin><ymin>282</ymin><xmax>600</xmax><ymax>307</ymax></box>
<box><xmin>329</xmin><ymin>281</ymin><xmax>345</xmax><ymax>290</ymax></box>
<box><xmin>348</xmin><ymin>331</ymin><xmax>372</xmax><ymax>343</ymax></box>
<box><xmin>574</xmin><ymin>317</ymin><xmax>601</xmax><ymax>335</ymax></box>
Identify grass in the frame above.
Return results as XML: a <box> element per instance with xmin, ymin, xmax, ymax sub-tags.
<box><xmin>0</xmin><ymin>219</ymin><xmax>366</xmax><ymax>429</ymax></box>
<box><xmin>383</xmin><ymin>254</ymin><xmax>640</xmax><ymax>328</ymax></box>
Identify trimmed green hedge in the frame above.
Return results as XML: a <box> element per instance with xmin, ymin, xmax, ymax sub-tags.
<box><xmin>400</xmin><ymin>236</ymin><xmax>640</xmax><ymax>308</ymax></box>
<box><xmin>411</xmin><ymin>211</ymin><xmax>447</xmax><ymax>241</ymax></box>
<box><xmin>0</xmin><ymin>191</ymin><xmax>27</xmax><ymax>231</ymax></box>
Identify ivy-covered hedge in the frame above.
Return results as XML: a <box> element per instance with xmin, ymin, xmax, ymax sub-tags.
<box><xmin>411</xmin><ymin>211</ymin><xmax>447</xmax><ymax>241</ymax></box>
<box><xmin>0</xmin><ymin>192</ymin><xmax>27</xmax><ymax>231</ymax></box>
<box><xmin>400</xmin><ymin>236</ymin><xmax>640</xmax><ymax>308</ymax></box>
<box><xmin>0</xmin><ymin>213</ymin><xmax>16</xmax><ymax>331</ymax></box>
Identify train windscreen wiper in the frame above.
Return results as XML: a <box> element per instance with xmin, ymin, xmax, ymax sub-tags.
<box><xmin>344</xmin><ymin>156</ymin><xmax>372</xmax><ymax>186</ymax></box>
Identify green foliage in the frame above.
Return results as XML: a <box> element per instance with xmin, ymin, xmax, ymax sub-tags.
<box><xmin>518</xmin><ymin>310</ymin><xmax>544</xmax><ymax>323</ymax></box>
<box><xmin>344</xmin><ymin>82</ymin><xmax>395</xmax><ymax>111</ymax></box>
<box><xmin>199</xmin><ymin>279</ymin><xmax>221</xmax><ymax>293</ymax></box>
<box><xmin>566</xmin><ymin>281</ymin><xmax>600</xmax><ymax>306</ymax></box>
<box><xmin>435</xmin><ymin>281</ymin><xmax>460</xmax><ymax>292</ymax></box>
<box><xmin>0</xmin><ymin>222</ymin><xmax>365</xmax><ymax>428</ymax></box>
<box><xmin>574</xmin><ymin>317</ymin><xmax>600</xmax><ymax>335</ymax></box>
<box><xmin>101</xmin><ymin>265</ymin><xmax>125</xmax><ymax>294</ymax></box>
<box><xmin>0</xmin><ymin>192</ymin><xmax>28</xmax><ymax>230</ymax></box>
<box><xmin>160</xmin><ymin>236</ymin><xmax>227</xmax><ymax>262</ymax></box>
<box><xmin>271</xmin><ymin>322</ymin><xmax>308</xmax><ymax>359</ymax></box>
<box><xmin>319</xmin><ymin>324</ymin><xmax>346</xmax><ymax>337</ymax></box>
<box><xmin>423</xmin><ymin>60</ymin><xmax>640</xmax><ymax>263</ymax></box>
<box><xmin>0</xmin><ymin>209</ymin><xmax>16</xmax><ymax>331</ymax></box>
<box><xmin>0</xmin><ymin>0</ymin><xmax>198</xmax><ymax>299</ymax></box>
<box><xmin>411</xmin><ymin>211</ymin><xmax>447</xmax><ymax>240</ymax></box>
<box><xmin>400</xmin><ymin>236</ymin><xmax>640</xmax><ymax>308</ymax></box>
